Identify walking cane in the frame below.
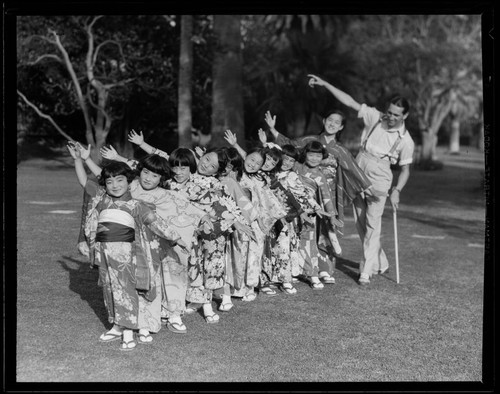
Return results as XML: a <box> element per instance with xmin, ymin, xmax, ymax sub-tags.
<box><xmin>393</xmin><ymin>207</ymin><xmax>400</xmax><ymax>284</ymax></box>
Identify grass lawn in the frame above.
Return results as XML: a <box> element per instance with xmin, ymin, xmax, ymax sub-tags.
<box><xmin>9</xmin><ymin>147</ymin><xmax>491</xmax><ymax>389</ymax></box>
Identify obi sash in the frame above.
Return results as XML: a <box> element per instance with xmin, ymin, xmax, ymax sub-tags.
<box><xmin>96</xmin><ymin>209</ymin><xmax>135</xmax><ymax>243</ymax></box>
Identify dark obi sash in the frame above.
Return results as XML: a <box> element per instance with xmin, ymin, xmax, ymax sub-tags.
<box><xmin>95</xmin><ymin>209</ymin><xmax>135</xmax><ymax>243</ymax></box>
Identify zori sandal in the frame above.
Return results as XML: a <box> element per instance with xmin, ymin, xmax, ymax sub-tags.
<box><xmin>260</xmin><ymin>286</ymin><xmax>278</xmax><ymax>296</ymax></box>
<box><xmin>204</xmin><ymin>313</ymin><xmax>220</xmax><ymax>324</ymax></box>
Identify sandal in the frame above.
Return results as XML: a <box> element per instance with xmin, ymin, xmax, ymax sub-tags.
<box><xmin>281</xmin><ymin>283</ymin><xmax>297</xmax><ymax>295</ymax></box>
<box><xmin>99</xmin><ymin>330</ymin><xmax>122</xmax><ymax>342</ymax></box>
<box><xmin>184</xmin><ymin>304</ymin><xmax>201</xmax><ymax>315</ymax></box>
<box><xmin>310</xmin><ymin>281</ymin><xmax>324</xmax><ymax>290</ymax></box>
<box><xmin>167</xmin><ymin>321</ymin><xmax>187</xmax><ymax>334</ymax></box>
<box><xmin>137</xmin><ymin>333</ymin><xmax>153</xmax><ymax>344</ymax></box>
<box><xmin>219</xmin><ymin>302</ymin><xmax>234</xmax><ymax>312</ymax></box>
<box><xmin>319</xmin><ymin>272</ymin><xmax>336</xmax><ymax>284</ymax></box>
<box><xmin>120</xmin><ymin>338</ymin><xmax>137</xmax><ymax>351</ymax></box>
<box><xmin>242</xmin><ymin>292</ymin><xmax>257</xmax><ymax>302</ymax></box>
<box><xmin>204</xmin><ymin>313</ymin><xmax>220</xmax><ymax>324</ymax></box>
<box><xmin>260</xmin><ymin>286</ymin><xmax>278</xmax><ymax>296</ymax></box>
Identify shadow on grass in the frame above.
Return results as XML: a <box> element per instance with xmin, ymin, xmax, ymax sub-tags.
<box><xmin>335</xmin><ymin>256</ymin><xmax>360</xmax><ymax>283</ymax></box>
<box><xmin>58</xmin><ymin>256</ymin><xmax>109</xmax><ymax>327</ymax></box>
<box><xmin>399</xmin><ymin>210</ymin><xmax>485</xmax><ymax>238</ymax></box>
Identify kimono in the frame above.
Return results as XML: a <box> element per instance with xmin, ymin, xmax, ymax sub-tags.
<box><xmin>232</xmin><ymin>172</ymin><xmax>287</xmax><ymax>297</ymax></box>
<box><xmin>83</xmin><ymin>180</ymin><xmax>182</xmax><ymax>331</ymax></box>
<box><xmin>220</xmin><ymin>175</ymin><xmax>258</xmax><ymax>292</ymax></box>
<box><xmin>275</xmin><ymin>169</ymin><xmax>320</xmax><ymax>277</ymax></box>
<box><xmin>168</xmin><ymin>173</ymin><xmax>244</xmax><ymax>303</ymax></box>
<box><xmin>293</xmin><ymin>163</ymin><xmax>337</xmax><ymax>277</ymax></box>
<box><xmin>262</xmin><ymin>171</ymin><xmax>303</xmax><ymax>285</ymax></box>
<box><xmin>275</xmin><ymin>133</ymin><xmax>372</xmax><ymax>232</ymax></box>
<box><xmin>128</xmin><ymin>179</ymin><xmax>206</xmax><ymax>331</ymax></box>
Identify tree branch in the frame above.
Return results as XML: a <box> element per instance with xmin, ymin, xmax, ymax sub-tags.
<box><xmin>28</xmin><ymin>53</ymin><xmax>63</xmax><ymax>65</ymax></box>
<box><xmin>92</xmin><ymin>39</ymin><xmax>126</xmax><ymax>68</ymax></box>
<box><xmin>17</xmin><ymin>90</ymin><xmax>75</xmax><ymax>142</ymax></box>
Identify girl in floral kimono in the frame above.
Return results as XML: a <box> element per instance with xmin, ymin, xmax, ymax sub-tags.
<box><xmin>168</xmin><ymin>148</ymin><xmax>252</xmax><ymax>324</ymax></box>
<box><xmin>96</xmin><ymin>146</ymin><xmax>208</xmax><ymax>336</ymax></box>
<box><xmin>257</xmin><ymin>145</ymin><xmax>305</xmax><ymax>295</ymax></box>
<box><xmin>292</xmin><ymin>141</ymin><xmax>341</xmax><ymax>289</ymax></box>
<box><xmin>213</xmin><ymin>147</ymin><xmax>262</xmax><ymax>312</ymax></box>
<box><xmin>67</xmin><ymin>143</ymin><xmax>186</xmax><ymax>351</ymax></box>
<box><xmin>125</xmin><ymin>139</ymin><xmax>250</xmax><ymax>323</ymax></box>
<box><xmin>224</xmin><ymin>130</ymin><xmax>288</xmax><ymax>300</ymax></box>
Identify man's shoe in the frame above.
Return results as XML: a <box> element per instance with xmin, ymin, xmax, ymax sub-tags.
<box><xmin>358</xmin><ymin>280</ymin><xmax>370</xmax><ymax>286</ymax></box>
<box><xmin>379</xmin><ymin>267</ymin><xmax>390</xmax><ymax>275</ymax></box>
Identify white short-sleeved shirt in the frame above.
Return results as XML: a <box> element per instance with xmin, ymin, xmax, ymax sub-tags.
<box><xmin>358</xmin><ymin>103</ymin><xmax>415</xmax><ymax>166</ymax></box>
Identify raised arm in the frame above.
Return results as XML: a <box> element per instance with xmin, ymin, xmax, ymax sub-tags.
<box><xmin>128</xmin><ymin>129</ymin><xmax>169</xmax><ymax>159</ymax></box>
<box><xmin>224</xmin><ymin>129</ymin><xmax>247</xmax><ymax>159</ymax></box>
<box><xmin>67</xmin><ymin>142</ymin><xmax>87</xmax><ymax>187</ymax></box>
<box><xmin>307</xmin><ymin>74</ymin><xmax>362</xmax><ymax>112</ymax></box>
<box><xmin>76</xmin><ymin>143</ymin><xmax>102</xmax><ymax>177</ymax></box>
<box><xmin>264</xmin><ymin>111</ymin><xmax>280</xmax><ymax>140</ymax></box>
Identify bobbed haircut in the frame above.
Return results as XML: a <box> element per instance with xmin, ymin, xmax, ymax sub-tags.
<box><xmin>387</xmin><ymin>95</ymin><xmax>410</xmax><ymax>114</ymax></box>
<box><xmin>136</xmin><ymin>154</ymin><xmax>171</xmax><ymax>183</ymax></box>
<box><xmin>225</xmin><ymin>146</ymin><xmax>244</xmax><ymax>181</ymax></box>
<box><xmin>281</xmin><ymin>144</ymin><xmax>299</xmax><ymax>161</ymax></box>
<box><xmin>299</xmin><ymin>140</ymin><xmax>328</xmax><ymax>163</ymax></box>
<box><xmin>204</xmin><ymin>147</ymin><xmax>230</xmax><ymax>177</ymax></box>
<box><xmin>262</xmin><ymin>146</ymin><xmax>283</xmax><ymax>173</ymax></box>
<box><xmin>98</xmin><ymin>161</ymin><xmax>136</xmax><ymax>186</ymax></box>
<box><xmin>168</xmin><ymin>148</ymin><xmax>197</xmax><ymax>173</ymax></box>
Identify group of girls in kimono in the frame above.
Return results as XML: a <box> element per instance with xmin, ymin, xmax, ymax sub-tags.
<box><xmin>67</xmin><ymin>107</ymin><xmax>372</xmax><ymax>352</ymax></box>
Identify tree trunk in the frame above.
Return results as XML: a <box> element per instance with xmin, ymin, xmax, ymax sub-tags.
<box><xmin>448</xmin><ymin>118</ymin><xmax>460</xmax><ymax>154</ymax></box>
<box><xmin>210</xmin><ymin>15</ymin><xmax>244</xmax><ymax>149</ymax></box>
<box><xmin>178</xmin><ymin>15</ymin><xmax>193</xmax><ymax>149</ymax></box>
<box><xmin>420</xmin><ymin>129</ymin><xmax>438</xmax><ymax>161</ymax></box>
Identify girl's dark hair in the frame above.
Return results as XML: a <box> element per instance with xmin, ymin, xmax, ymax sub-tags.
<box><xmin>298</xmin><ymin>140</ymin><xmax>328</xmax><ymax>163</ymax></box>
<box><xmin>205</xmin><ymin>147</ymin><xmax>229</xmax><ymax>177</ymax></box>
<box><xmin>262</xmin><ymin>146</ymin><xmax>283</xmax><ymax>173</ymax></box>
<box><xmin>136</xmin><ymin>154</ymin><xmax>171</xmax><ymax>184</ymax></box>
<box><xmin>98</xmin><ymin>162</ymin><xmax>136</xmax><ymax>186</ymax></box>
<box><xmin>281</xmin><ymin>144</ymin><xmax>299</xmax><ymax>161</ymax></box>
<box><xmin>388</xmin><ymin>95</ymin><xmax>410</xmax><ymax>114</ymax></box>
<box><xmin>168</xmin><ymin>148</ymin><xmax>197</xmax><ymax>173</ymax></box>
<box><xmin>225</xmin><ymin>147</ymin><xmax>244</xmax><ymax>181</ymax></box>
<box><xmin>246</xmin><ymin>147</ymin><xmax>265</xmax><ymax>158</ymax></box>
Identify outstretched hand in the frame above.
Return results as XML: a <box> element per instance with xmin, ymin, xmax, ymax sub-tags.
<box><xmin>264</xmin><ymin>111</ymin><xmax>276</xmax><ymax>129</ymax></box>
<box><xmin>128</xmin><ymin>129</ymin><xmax>144</xmax><ymax>146</ymax></box>
<box><xmin>224</xmin><ymin>129</ymin><xmax>237</xmax><ymax>146</ymax></box>
<box><xmin>76</xmin><ymin>143</ymin><xmax>91</xmax><ymax>160</ymax></box>
<box><xmin>258</xmin><ymin>128</ymin><xmax>268</xmax><ymax>145</ymax></box>
<box><xmin>194</xmin><ymin>146</ymin><xmax>206</xmax><ymax>158</ymax></box>
<box><xmin>67</xmin><ymin>142</ymin><xmax>81</xmax><ymax>160</ymax></box>
<box><xmin>100</xmin><ymin>145</ymin><xmax>118</xmax><ymax>160</ymax></box>
<box><xmin>307</xmin><ymin>74</ymin><xmax>326</xmax><ymax>88</ymax></box>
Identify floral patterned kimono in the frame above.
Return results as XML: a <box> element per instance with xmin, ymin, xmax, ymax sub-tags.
<box><xmin>83</xmin><ymin>180</ymin><xmax>182</xmax><ymax>331</ymax></box>
<box><xmin>274</xmin><ymin>169</ymin><xmax>321</xmax><ymax>277</ymax></box>
<box><xmin>293</xmin><ymin>163</ymin><xmax>337</xmax><ymax>277</ymax></box>
<box><xmin>219</xmin><ymin>175</ymin><xmax>258</xmax><ymax>292</ymax></box>
<box><xmin>127</xmin><ymin>179</ymin><xmax>206</xmax><ymax>332</ymax></box>
<box><xmin>168</xmin><ymin>173</ymin><xmax>244</xmax><ymax>304</ymax></box>
<box><xmin>275</xmin><ymin>133</ymin><xmax>372</xmax><ymax>265</ymax></box>
<box><xmin>232</xmin><ymin>172</ymin><xmax>287</xmax><ymax>297</ymax></box>
<box><xmin>261</xmin><ymin>171</ymin><xmax>303</xmax><ymax>285</ymax></box>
